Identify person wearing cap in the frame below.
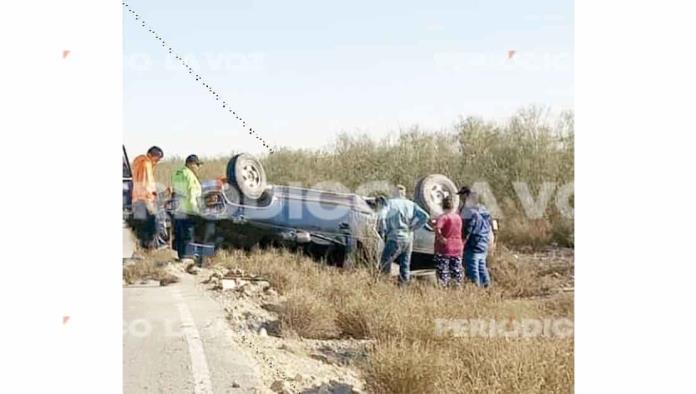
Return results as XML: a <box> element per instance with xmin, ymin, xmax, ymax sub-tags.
<box><xmin>457</xmin><ymin>186</ymin><xmax>493</xmax><ymax>287</ymax></box>
<box><xmin>379</xmin><ymin>184</ymin><xmax>430</xmax><ymax>284</ymax></box>
<box><xmin>171</xmin><ymin>154</ymin><xmax>203</xmax><ymax>259</ymax></box>
<box><xmin>131</xmin><ymin>146</ymin><xmax>164</xmax><ymax>249</ymax></box>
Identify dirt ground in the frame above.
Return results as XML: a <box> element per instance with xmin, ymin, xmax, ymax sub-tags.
<box><xmin>196</xmin><ymin>266</ymin><xmax>367</xmax><ymax>394</ymax></box>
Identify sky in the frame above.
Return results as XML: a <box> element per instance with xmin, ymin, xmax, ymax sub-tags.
<box><xmin>123</xmin><ymin>0</ymin><xmax>573</xmax><ymax>158</ymax></box>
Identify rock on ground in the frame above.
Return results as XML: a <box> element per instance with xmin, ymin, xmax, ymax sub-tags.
<box><xmin>194</xmin><ymin>265</ymin><xmax>366</xmax><ymax>393</ymax></box>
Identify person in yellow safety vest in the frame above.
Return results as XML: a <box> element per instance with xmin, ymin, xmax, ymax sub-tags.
<box><xmin>131</xmin><ymin>146</ymin><xmax>164</xmax><ymax>249</ymax></box>
<box><xmin>171</xmin><ymin>154</ymin><xmax>203</xmax><ymax>259</ymax></box>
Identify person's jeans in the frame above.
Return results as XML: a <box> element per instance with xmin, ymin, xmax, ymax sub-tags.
<box><xmin>132</xmin><ymin>201</ymin><xmax>157</xmax><ymax>249</ymax></box>
<box><xmin>380</xmin><ymin>239</ymin><xmax>413</xmax><ymax>283</ymax></box>
<box><xmin>464</xmin><ymin>250</ymin><xmax>491</xmax><ymax>287</ymax></box>
<box><xmin>173</xmin><ymin>214</ymin><xmax>195</xmax><ymax>259</ymax></box>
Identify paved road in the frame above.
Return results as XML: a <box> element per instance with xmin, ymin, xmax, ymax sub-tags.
<box><xmin>123</xmin><ymin>274</ymin><xmax>262</xmax><ymax>393</ymax></box>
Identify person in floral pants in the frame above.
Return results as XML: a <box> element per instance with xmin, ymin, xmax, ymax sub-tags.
<box><xmin>432</xmin><ymin>196</ymin><xmax>464</xmax><ymax>287</ymax></box>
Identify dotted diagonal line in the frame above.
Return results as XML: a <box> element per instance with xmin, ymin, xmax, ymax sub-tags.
<box><xmin>122</xmin><ymin>1</ymin><xmax>275</xmax><ymax>154</ymax></box>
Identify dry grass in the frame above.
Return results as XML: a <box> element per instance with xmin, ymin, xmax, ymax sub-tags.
<box><xmin>122</xmin><ymin>249</ymin><xmax>178</xmax><ymax>285</ymax></box>
<box><xmin>335</xmin><ymin>292</ymin><xmax>382</xmax><ymax>339</ymax></box>
<box><xmin>364</xmin><ymin>337</ymin><xmax>573</xmax><ymax>394</ymax></box>
<box><xmin>488</xmin><ymin>247</ymin><xmax>574</xmax><ymax>298</ymax></box>
<box><xmin>363</xmin><ymin>339</ymin><xmax>451</xmax><ymax>394</ymax></box>
<box><xmin>277</xmin><ymin>288</ymin><xmax>340</xmax><ymax>339</ymax></box>
<box><xmin>210</xmin><ymin>248</ymin><xmax>574</xmax><ymax>393</ymax></box>
<box><xmin>446</xmin><ymin>338</ymin><xmax>574</xmax><ymax>393</ymax></box>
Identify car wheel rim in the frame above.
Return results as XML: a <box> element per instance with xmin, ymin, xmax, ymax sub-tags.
<box><xmin>241</xmin><ymin>163</ymin><xmax>261</xmax><ymax>190</ymax></box>
<box><xmin>427</xmin><ymin>183</ymin><xmax>449</xmax><ymax>207</ymax></box>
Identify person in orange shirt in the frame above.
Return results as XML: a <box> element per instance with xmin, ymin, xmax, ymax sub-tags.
<box><xmin>131</xmin><ymin>146</ymin><xmax>164</xmax><ymax>249</ymax></box>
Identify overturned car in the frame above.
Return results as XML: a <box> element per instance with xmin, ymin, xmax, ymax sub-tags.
<box><xmin>176</xmin><ymin>153</ymin><xmax>496</xmax><ymax>267</ymax></box>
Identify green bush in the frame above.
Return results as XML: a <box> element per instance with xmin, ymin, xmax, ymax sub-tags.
<box><xmin>152</xmin><ymin>107</ymin><xmax>574</xmax><ymax>248</ymax></box>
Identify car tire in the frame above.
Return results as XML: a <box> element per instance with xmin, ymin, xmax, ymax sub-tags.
<box><xmin>414</xmin><ymin>174</ymin><xmax>460</xmax><ymax>217</ymax></box>
<box><xmin>222</xmin><ymin>183</ymin><xmax>242</xmax><ymax>204</ymax></box>
<box><xmin>242</xmin><ymin>186</ymin><xmax>274</xmax><ymax>207</ymax></box>
<box><xmin>226</xmin><ymin>153</ymin><xmax>268</xmax><ymax>200</ymax></box>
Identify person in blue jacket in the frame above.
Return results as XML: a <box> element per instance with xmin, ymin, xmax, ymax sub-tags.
<box><xmin>457</xmin><ymin>186</ymin><xmax>493</xmax><ymax>287</ymax></box>
<box><xmin>378</xmin><ymin>185</ymin><xmax>430</xmax><ymax>284</ymax></box>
